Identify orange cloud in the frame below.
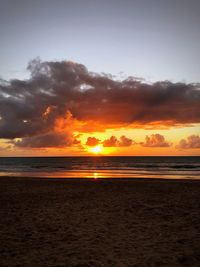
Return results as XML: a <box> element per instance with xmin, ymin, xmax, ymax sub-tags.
<box><xmin>86</xmin><ymin>137</ymin><xmax>100</xmax><ymax>146</ymax></box>
<box><xmin>118</xmin><ymin>135</ymin><xmax>133</xmax><ymax>146</ymax></box>
<box><xmin>103</xmin><ymin>135</ymin><xmax>133</xmax><ymax>147</ymax></box>
<box><xmin>176</xmin><ymin>135</ymin><xmax>200</xmax><ymax>149</ymax></box>
<box><xmin>103</xmin><ymin>136</ymin><xmax>118</xmax><ymax>147</ymax></box>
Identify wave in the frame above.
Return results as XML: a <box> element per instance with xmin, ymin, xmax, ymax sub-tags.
<box><xmin>0</xmin><ymin>156</ymin><xmax>199</xmax><ymax>179</ymax></box>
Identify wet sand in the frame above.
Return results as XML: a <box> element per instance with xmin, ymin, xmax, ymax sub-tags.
<box><xmin>0</xmin><ymin>177</ymin><xmax>200</xmax><ymax>267</ymax></box>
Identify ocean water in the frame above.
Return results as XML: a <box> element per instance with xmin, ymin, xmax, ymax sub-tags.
<box><xmin>0</xmin><ymin>156</ymin><xmax>199</xmax><ymax>179</ymax></box>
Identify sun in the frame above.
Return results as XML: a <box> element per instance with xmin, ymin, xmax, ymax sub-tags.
<box><xmin>89</xmin><ymin>145</ymin><xmax>103</xmax><ymax>154</ymax></box>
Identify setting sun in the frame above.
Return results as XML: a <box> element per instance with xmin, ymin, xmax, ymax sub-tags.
<box><xmin>89</xmin><ymin>145</ymin><xmax>103</xmax><ymax>154</ymax></box>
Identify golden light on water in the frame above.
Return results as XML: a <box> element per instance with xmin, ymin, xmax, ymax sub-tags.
<box><xmin>93</xmin><ymin>172</ymin><xmax>98</xmax><ymax>179</ymax></box>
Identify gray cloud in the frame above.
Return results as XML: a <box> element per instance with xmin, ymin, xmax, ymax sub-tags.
<box><xmin>0</xmin><ymin>58</ymin><xmax>200</xmax><ymax>148</ymax></box>
<box><xmin>12</xmin><ymin>132</ymin><xmax>75</xmax><ymax>148</ymax></box>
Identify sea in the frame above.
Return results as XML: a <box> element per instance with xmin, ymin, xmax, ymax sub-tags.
<box><xmin>0</xmin><ymin>156</ymin><xmax>199</xmax><ymax>180</ymax></box>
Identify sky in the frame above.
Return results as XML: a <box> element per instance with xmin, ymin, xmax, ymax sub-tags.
<box><xmin>0</xmin><ymin>0</ymin><xmax>200</xmax><ymax>156</ymax></box>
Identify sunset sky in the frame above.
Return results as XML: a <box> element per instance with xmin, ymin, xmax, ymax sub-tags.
<box><xmin>0</xmin><ymin>0</ymin><xmax>200</xmax><ymax>156</ymax></box>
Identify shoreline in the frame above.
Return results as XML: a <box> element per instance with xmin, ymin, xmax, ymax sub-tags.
<box><xmin>1</xmin><ymin>175</ymin><xmax>200</xmax><ymax>182</ymax></box>
<box><xmin>0</xmin><ymin>173</ymin><xmax>200</xmax><ymax>182</ymax></box>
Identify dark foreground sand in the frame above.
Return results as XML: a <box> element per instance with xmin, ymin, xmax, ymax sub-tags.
<box><xmin>0</xmin><ymin>177</ymin><xmax>200</xmax><ymax>267</ymax></box>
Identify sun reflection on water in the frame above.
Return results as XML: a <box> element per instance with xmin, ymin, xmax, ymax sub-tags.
<box><xmin>93</xmin><ymin>172</ymin><xmax>98</xmax><ymax>179</ymax></box>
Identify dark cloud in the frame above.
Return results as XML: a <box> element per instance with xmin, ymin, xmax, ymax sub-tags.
<box><xmin>86</xmin><ymin>137</ymin><xmax>100</xmax><ymax>146</ymax></box>
<box><xmin>141</xmin><ymin>134</ymin><xmax>171</xmax><ymax>147</ymax></box>
<box><xmin>176</xmin><ymin>135</ymin><xmax>200</xmax><ymax>149</ymax></box>
<box><xmin>12</xmin><ymin>132</ymin><xmax>75</xmax><ymax>148</ymax></box>
<box><xmin>103</xmin><ymin>135</ymin><xmax>133</xmax><ymax>147</ymax></box>
<box><xmin>0</xmin><ymin>58</ymin><xmax>200</xmax><ymax>148</ymax></box>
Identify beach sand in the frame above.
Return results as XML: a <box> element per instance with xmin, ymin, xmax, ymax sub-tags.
<box><xmin>0</xmin><ymin>177</ymin><xmax>200</xmax><ymax>267</ymax></box>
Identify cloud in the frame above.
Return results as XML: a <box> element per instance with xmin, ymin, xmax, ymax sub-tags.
<box><xmin>12</xmin><ymin>132</ymin><xmax>75</xmax><ymax>148</ymax></box>
<box><xmin>86</xmin><ymin>137</ymin><xmax>100</xmax><ymax>146</ymax></box>
<box><xmin>118</xmin><ymin>135</ymin><xmax>133</xmax><ymax>146</ymax></box>
<box><xmin>141</xmin><ymin>134</ymin><xmax>171</xmax><ymax>147</ymax></box>
<box><xmin>103</xmin><ymin>135</ymin><xmax>133</xmax><ymax>147</ymax></box>
<box><xmin>176</xmin><ymin>135</ymin><xmax>200</xmax><ymax>149</ymax></box>
<box><xmin>103</xmin><ymin>136</ymin><xmax>118</xmax><ymax>147</ymax></box>
<box><xmin>0</xmin><ymin>145</ymin><xmax>12</xmax><ymax>151</ymax></box>
<box><xmin>0</xmin><ymin>58</ymin><xmax>200</xmax><ymax>148</ymax></box>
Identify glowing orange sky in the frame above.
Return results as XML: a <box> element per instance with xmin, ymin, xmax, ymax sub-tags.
<box><xmin>1</xmin><ymin>123</ymin><xmax>200</xmax><ymax>156</ymax></box>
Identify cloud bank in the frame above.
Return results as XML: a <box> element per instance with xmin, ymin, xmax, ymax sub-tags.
<box><xmin>12</xmin><ymin>132</ymin><xmax>75</xmax><ymax>148</ymax></box>
<box><xmin>0</xmin><ymin>58</ymin><xmax>200</xmax><ymax>148</ymax></box>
